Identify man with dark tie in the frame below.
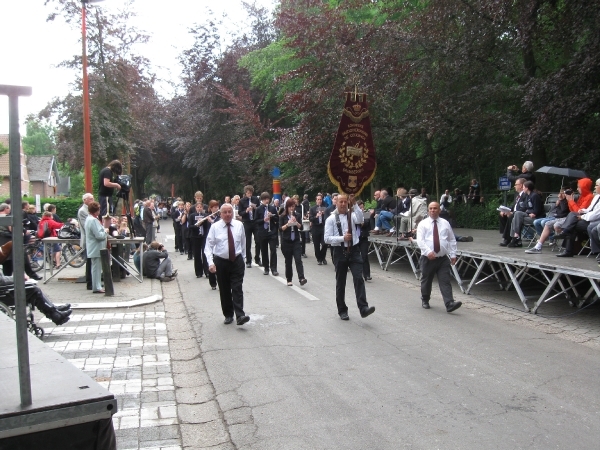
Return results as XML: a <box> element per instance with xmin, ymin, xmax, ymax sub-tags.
<box><xmin>416</xmin><ymin>202</ymin><xmax>462</xmax><ymax>313</ymax></box>
<box><xmin>309</xmin><ymin>194</ymin><xmax>328</xmax><ymax>265</ymax></box>
<box><xmin>204</xmin><ymin>204</ymin><xmax>250</xmax><ymax>325</ymax></box>
<box><xmin>324</xmin><ymin>194</ymin><xmax>375</xmax><ymax>321</ymax></box>
<box><xmin>499</xmin><ymin>178</ymin><xmax>527</xmax><ymax>246</ymax></box>
<box><xmin>555</xmin><ymin>178</ymin><xmax>600</xmax><ymax>257</ymax></box>
<box><xmin>256</xmin><ymin>192</ymin><xmax>279</xmax><ymax>276</ymax></box>
<box><xmin>239</xmin><ymin>185</ymin><xmax>261</xmax><ymax>268</ymax></box>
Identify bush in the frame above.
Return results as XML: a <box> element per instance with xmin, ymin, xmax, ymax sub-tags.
<box><xmin>449</xmin><ymin>197</ymin><xmax>500</xmax><ymax>230</ymax></box>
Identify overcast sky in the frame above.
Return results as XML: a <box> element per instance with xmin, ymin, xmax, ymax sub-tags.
<box><xmin>0</xmin><ymin>0</ymin><xmax>274</xmax><ymax>134</ymax></box>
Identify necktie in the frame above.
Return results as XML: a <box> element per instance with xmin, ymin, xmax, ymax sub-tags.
<box><xmin>264</xmin><ymin>207</ymin><xmax>269</xmax><ymax>230</ymax></box>
<box><xmin>433</xmin><ymin>219</ymin><xmax>440</xmax><ymax>253</ymax></box>
<box><xmin>227</xmin><ymin>223</ymin><xmax>236</xmax><ymax>261</ymax></box>
<box><xmin>290</xmin><ymin>216</ymin><xmax>295</xmax><ymax>241</ymax></box>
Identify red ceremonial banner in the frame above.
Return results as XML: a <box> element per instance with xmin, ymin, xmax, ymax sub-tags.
<box><xmin>328</xmin><ymin>92</ymin><xmax>377</xmax><ymax>195</ymax></box>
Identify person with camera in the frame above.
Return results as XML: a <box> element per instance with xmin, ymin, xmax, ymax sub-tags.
<box><xmin>507</xmin><ymin>161</ymin><xmax>536</xmax><ymax>185</ymax></box>
<box><xmin>143</xmin><ymin>241</ymin><xmax>178</xmax><ymax>282</ymax></box>
<box><xmin>98</xmin><ymin>160</ymin><xmax>123</xmax><ymax>218</ymax></box>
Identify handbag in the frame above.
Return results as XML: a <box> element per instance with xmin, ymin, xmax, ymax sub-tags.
<box><xmin>0</xmin><ymin>241</ymin><xmax>13</xmax><ymax>264</ymax></box>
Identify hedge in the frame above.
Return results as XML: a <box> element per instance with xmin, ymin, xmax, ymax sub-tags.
<box><xmin>0</xmin><ymin>197</ymin><xmax>82</xmax><ymax>222</ymax></box>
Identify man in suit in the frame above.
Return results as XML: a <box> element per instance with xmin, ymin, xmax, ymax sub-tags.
<box><xmin>256</xmin><ymin>192</ymin><xmax>279</xmax><ymax>276</ymax></box>
<box><xmin>77</xmin><ymin>193</ymin><xmax>94</xmax><ymax>290</ymax></box>
<box><xmin>309</xmin><ymin>194</ymin><xmax>328</xmax><ymax>265</ymax></box>
<box><xmin>239</xmin><ymin>185</ymin><xmax>261</xmax><ymax>268</ymax></box>
<box><xmin>499</xmin><ymin>178</ymin><xmax>527</xmax><ymax>246</ymax></box>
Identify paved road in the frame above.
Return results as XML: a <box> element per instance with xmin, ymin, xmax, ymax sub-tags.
<box><xmin>176</xmin><ymin>245</ymin><xmax>600</xmax><ymax>449</ymax></box>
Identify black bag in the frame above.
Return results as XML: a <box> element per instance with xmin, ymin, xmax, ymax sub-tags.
<box><xmin>58</xmin><ymin>223</ymin><xmax>81</xmax><ymax>239</ymax></box>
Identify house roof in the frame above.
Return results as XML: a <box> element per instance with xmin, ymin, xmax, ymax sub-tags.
<box><xmin>27</xmin><ymin>155</ymin><xmax>56</xmax><ymax>182</ymax></box>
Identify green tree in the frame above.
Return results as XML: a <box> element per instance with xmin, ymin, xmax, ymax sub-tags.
<box><xmin>22</xmin><ymin>118</ymin><xmax>56</xmax><ymax>155</ymax></box>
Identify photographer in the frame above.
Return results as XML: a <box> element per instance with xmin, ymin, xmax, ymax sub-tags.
<box><xmin>98</xmin><ymin>160</ymin><xmax>123</xmax><ymax>218</ymax></box>
<box><xmin>143</xmin><ymin>241</ymin><xmax>177</xmax><ymax>282</ymax></box>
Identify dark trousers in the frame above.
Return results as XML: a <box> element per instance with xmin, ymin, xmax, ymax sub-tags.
<box><xmin>243</xmin><ymin>221</ymin><xmax>260</xmax><ymax>263</ymax></box>
<box><xmin>214</xmin><ymin>255</ymin><xmax>245</xmax><ymax>319</ymax></box>
<box><xmin>281</xmin><ymin>239</ymin><xmax>304</xmax><ymax>282</ymax></box>
<box><xmin>99</xmin><ymin>195</ymin><xmax>113</xmax><ymax>218</ymax></box>
<box><xmin>300</xmin><ymin>228</ymin><xmax>307</xmax><ymax>255</ymax></box>
<box><xmin>419</xmin><ymin>255</ymin><xmax>454</xmax><ymax>306</ymax></box>
<box><xmin>86</xmin><ymin>256</ymin><xmax>92</xmax><ymax>289</ymax></box>
<box><xmin>563</xmin><ymin>219</ymin><xmax>599</xmax><ymax>253</ymax></box>
<box><xmin>144</xmin><ymin>222</ymin><xmax>153</xmax><ymax>244</ymax></box>
<box><xmin>259</xmin><ymin>232</ymin><xmax>278</xmax><ymax>272</ymax></box>
<box><xmin>192</xmin><ymin>236</ymin><xmax>205</xmax><ymax>276</ymax></box>
<box><xmin>173</xmin><ymin>222</ymin><xmax>182</xmax><ymax>250</ymax></box>
<box><xmin>499</xmin><ymin>214</ymin><xmax>514</xmax><ymax>241</ymax></box>
<box><xmin>312</xmin><ymin>226</ymin><xmax>327</xmax><ymax>262</ymax></box>
<box><xmin>359</xmin><ymin>237</ymin><xmax>371</xmax><ymax>278</ymax></box>
<box><xmin>332</xmin><ymin>246</ymin><xmax>368</xmax><ymax>314</ymax></box>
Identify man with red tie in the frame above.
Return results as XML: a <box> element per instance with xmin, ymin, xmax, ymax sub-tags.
<box><xmin>416</xmin><ymin>202</ymin><xmax>462</xmax><ymax>313</ymax></box>
<box><xmin>205</xmin><ymin>204</ymin><xmax>250</xmax><ymax>325</ymax></box>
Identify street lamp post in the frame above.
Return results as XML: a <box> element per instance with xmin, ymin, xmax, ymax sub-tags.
<box><xmin>81</xmin><ymin>0</ymin><xmax>104</xmax><ymax>194</ymax></box>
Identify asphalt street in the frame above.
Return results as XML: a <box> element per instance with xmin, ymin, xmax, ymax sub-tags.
<box><xmin>175</xmin><ymin>244</ymin><xmax>600</xmax><ymax>450</ymax></box>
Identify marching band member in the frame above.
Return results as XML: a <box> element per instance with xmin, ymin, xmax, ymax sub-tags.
<box><xmin>256</xmin><ymin>192</ymin><xmax>279</xmax><ymax>276</ymax></box>
<box><xmin>280</xmin><ymin>198</ymin><xmax>307</xmax><ymax>287</ymax></box>
<box><xmin>239</xmin><ymin>185</ymin><xmax>261</xmax><ymax>268</ymax></box>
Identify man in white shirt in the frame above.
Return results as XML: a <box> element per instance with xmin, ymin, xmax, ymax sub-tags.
<box><xmin>324</xmin><ymin>194</ymin><xmax>375</xmax><ymax>321</ymax></box>
<box><xmin>205</xmin><ymin>204</ymin><xmax>250</xmax><ymax>325</ymax></box>
<box><xmin>416</xmin><ymin>202</ymin><xmax>462</xmax><ymax>313</ymax></box>
<box><xmin>439</xmin><ymin>189</ymin><xmax>452</xmax><ymax>210</ymax></box>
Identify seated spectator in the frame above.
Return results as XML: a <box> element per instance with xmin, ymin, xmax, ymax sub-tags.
<box><xmin>565</xmin><ymin>178</ymin><xmax>594</xmax><ymax>212</ymax></box>
<box><xmin>143</xmin><ymin>241</ymin><xmax>177</xmax><ymax>282</ymax></box>
<box><xmin>554</xmin><ymin>178</ymin><xmax>600</xmax><ymax>257</ymax></box>
<box><xmin>467</xmin><ymin>179</ymin><xmax>480</xmax><ymax>205</ymax></box>
<box><xmin>499</xmin><ymin>178</ymin><xmax>527</xmax><ymax>246</ymax></box>
<box><xmin>507</xmin><ymin>161</ymin><xmax>536</xmax><ymax>184</ymax></box>
<box><xmin>453</xmin><ymin>188</ymin><xmax>464</xmax><ymax>204</ymax></box>
<box><xmin>397</xmin><ymin>189</ymin><xmax>428</xmax><ymax>236</ymax></box>
<box><xmin>371</xmin><ymin>190</ymin><xmax>396</xmax><ymax>235</ymax></box>
<box><xmin>505</xmin><ymin>180</ymin><xmax>544</xmax><ymax>247</ymax></box>
<box><xmin>38</xmin><ymin>211</ymin><xmax>64</xmax><ymax>268</ymax></box>
<box><xmin>0</xmin><ymin>271</ymin><xmax>72</xmax><ymax>325</ymax></box>
<box><xmin>440</xmin><ymin>189</ymin><xmax>452</xmax><ymax>211</ymax></box>
<box><xmin>524</xmin><ymin>191</ymin><xmax>569</xmax><ymax>254</ymax></box>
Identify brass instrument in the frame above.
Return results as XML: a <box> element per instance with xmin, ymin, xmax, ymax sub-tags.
<box><xmin>195</xmin><ymin>210</ymin><xmax>220</xmax><ymax>226</ymax></box>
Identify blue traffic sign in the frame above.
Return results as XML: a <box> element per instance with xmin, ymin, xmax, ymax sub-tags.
<box><xmin>498</xmin><ymin>176</ymin><xmax>511</xmax><ymax>191</ymax></box>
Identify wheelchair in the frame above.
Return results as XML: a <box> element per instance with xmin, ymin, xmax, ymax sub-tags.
<box><xmin>0</xmin><ymin>283</ymin><xmax>45</xmax><ymax>339</ymax></box>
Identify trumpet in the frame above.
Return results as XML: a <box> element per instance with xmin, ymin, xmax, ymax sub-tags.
<box><xmin>195</xmin><ymin>210</ymin><xmax>220</xmax><ymax>226</ymax></box>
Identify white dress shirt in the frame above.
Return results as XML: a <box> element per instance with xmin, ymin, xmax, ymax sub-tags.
<box><xmin>581</xmin><ymin>194</ymin><xmax>600</xmax><ymax>222</ymax></box>
<box><xmin>324</xmin><ymin>204</ymin><xmax>364</xmax><ymax>247</ymax></box>
<box><xmin>416</xmin><ymin>216</ymin><xmax>457</xmax><ymax>258</ymax></box>
<box><xmin>204</xmin><ymin>219</ymin><xmax>246</xmax><ymax>266</ymax></box>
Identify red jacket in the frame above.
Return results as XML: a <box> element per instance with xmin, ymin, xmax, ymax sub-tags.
<box><xmin>568</xmin><ymin>178</ymin><xmax>593</xmax><ymax>212</ymax></box>
<box><xmin>38</xmin><ymin>216</ymin><xmax>63</xmax><ymax>238</ymax></box>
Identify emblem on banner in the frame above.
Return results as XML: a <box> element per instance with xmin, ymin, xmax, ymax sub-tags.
<box><xmin>327</xmin><ymin>90</ymin><xmax>377</xmax><ymax>195</ymax></box>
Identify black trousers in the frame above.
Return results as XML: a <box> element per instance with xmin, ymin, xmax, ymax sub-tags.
<box><xmin>192</xmin><ymin>236</ymin><xmax>205</xmax><ymax>276</ymax></box>
<box><xmin>332</xmin><ymin>246</ymin><xmax>368</xmax><ymax>315</ymax></box>
<box><xmin>499</xmin><ymin>214</ymin><xmax>514</xmax><ymax>241</ymax></box>
<box><xmin>419</xmin><ymin>255</ymin><xmax>454</xmax><ymax>306</ymax></box>
<box><xmin>214</xmin><ymin>255</ymin><xmax>245</xmax><ymax>319</ymax></box>
<box><xmin>259</xmin><ymin>232</ymin><xmax>278</xmax><ymax>272</ymax></box>
<box><xmin>312</xmin><ymin>225</ymin><xmax>327</xmax><ymax>262</ymax></box>
<box><xmin>563</xmin><ymin>219</ymin><xmax>592</xmax><ymax>254</ymax></box>
<box><xmin>243</xmin><ymin>221</ymin><xmax>260</xmax><ymax>263</ymax></box>
<box><xmin>281</xmin><ymin>239</ymin><xmax>304</xmax><ymax>282</ymax></box>
<box><xmin>359</xmin><ymin>237</ymin><xmax>371</xmax><ymax>278</ymax></box>
<box><xmin>85</xmin><ymin>256</ymin><xmax>92</xmax><ymax>289</ymax></box>
<box><xmin>173</xmin><ymin>222</ymin><xmax>182</xmax><ymax>250</ymax></box>
<box><xmin>300</xmin><ymin>228</ymin><xmax>307</xmax><ymax>254</ymax></box>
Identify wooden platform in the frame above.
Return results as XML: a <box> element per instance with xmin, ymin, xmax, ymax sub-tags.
<box><xmin>0</xmin><ymin>314</ymin><xmax>117</xmax><ymax>442</ymax></box>
<box><xmin>369</xmin><ymin>228</ymin><xmax>600</xmax><ymax>314</ymax></box>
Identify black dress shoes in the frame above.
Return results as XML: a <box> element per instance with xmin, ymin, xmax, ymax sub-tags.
<box><xmin>364</xmin><ymin>276</ymin><xmax>372</xmax><ymax>281</ymax></box>
<box><xmin>507</xmin><ymin>238</ymin><xmax>522</xmax><ymax>248</ymax></box>
<box><xmin>272</xmin><ymin>271</ymin><xmax>279</xmax><ymax>276</ymax></box>
<box><xmin>339</xmin><ymin>312</ymin><xmax>349</xmax><ymax>320</ymax></box>
<box><xmin>556</xmin><ymin>251</ymin><xmax>573</xmax><ymax>257</ymax></box>
<box><xmin>224</xmin><ymin>317</ymin><xmax>233</xmax><ymax>325</ymax></box>
<box><xmin>446</xmin><ymin>301</ymin><xmax>462</xmax><ymax>313</ymax></box>
<box><xmin>499</xmin><ymin>240</ymin><xmax>510</xmax><ymax>247</ymax></box>
<box><xmin>30</xmin><ymin>274</ymin><xmax>43</xmax><ymax>281</ymax></box>
<box><xmin>255</xmin><ymin>259</ymin><xmax>262</xmax><ymax>267</ymax></box>
<box><xmin>246</xmin><ymin>262</ymin><xmax>252</xmax><ymax>268</ymax></box>
<box><xmin>237</xmin><ymin>315</ymin><xmax>250</xmax><ymax>325</ymax></box>
<box><xmin>299</xmin><ymin>278</ymin><xmax>307</xmax><ymax>286</ymax></box>
<box><xmin>422</xmin><ymin>301</ymin><xmax>430</xmax><ymax>309</ymax></box>
<box><xmin>263</xmin><ymin>269</ymin><xmax>269</xmax><ymax>275</ymax></box>
<box><xmin>57</xmin><ymin>304</ymin><xmax>71</xmax><ymax>312</ymax></box>
<box><xmin>360</xmin><ymin>306</ymin><xmax>375</xmax><ymax>318</ymax></box>
<box><xmin>322</xmin><ymin>260</ymin><xmax>327</xmax><ymax>265</ymax></box>
<box><xmin>317</xmin><ymin>261</ymin><xmax>323</xmax><ymax>265</ymax></box>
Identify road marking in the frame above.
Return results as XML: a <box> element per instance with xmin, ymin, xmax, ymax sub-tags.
<box><xmin>70</xmin><ymin>294</ymin><xmax>163</xmax><ymax>309</ymax></box>
<box><xmin>254</xmin><ymin>265</ymin><xmax>319</xmax><ymax>301</ymax></box>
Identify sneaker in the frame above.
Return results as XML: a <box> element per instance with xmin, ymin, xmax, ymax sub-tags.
<box><xmin>171</xmin><ymin>269</ymin><xmax>178</xmax><ymax>277</ymax></box>
<box><xmin>525</xmin><ymin>247</ymin><xmax>542</xmax><ymax>254</ymax></box>
<box><xmin>389</xmin><ymin>228</ymin><xmax>396</xmax><ymax>234</ymax></box>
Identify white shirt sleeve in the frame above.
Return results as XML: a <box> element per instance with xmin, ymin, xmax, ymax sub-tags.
<box><xmin>204</xmin><ymin>225</ymin><xmax>216</xmax><ymax>267</ymax></box>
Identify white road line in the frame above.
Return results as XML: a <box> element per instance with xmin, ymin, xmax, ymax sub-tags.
<box><xmin>69</xmin><ymin>294</ymin><xmax>163</xmax><ymax>309</ymax></box>
<box><xmin>254</xmin><ymin>265</ymin><xmax>319</xmax><ymax>301</ymax></box>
